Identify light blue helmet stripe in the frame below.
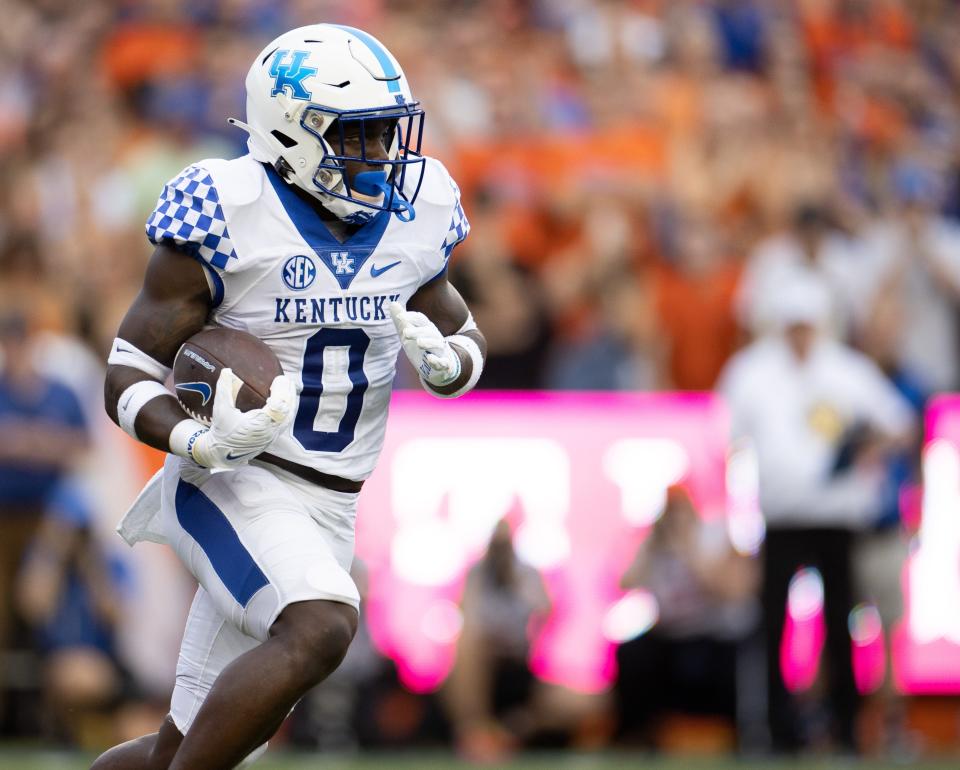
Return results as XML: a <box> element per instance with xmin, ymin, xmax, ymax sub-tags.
<box><xmin>333</xmin><ymin>25</ymin><xmax>402</xmax><ymax>93</ymax></box>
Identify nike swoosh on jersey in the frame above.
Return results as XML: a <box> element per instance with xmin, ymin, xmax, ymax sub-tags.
<box><xmin>176</xmin><ymin>382</ymin><xmax>213</xmax><ymax>406</ymax></box>
<box><xmin>370</xmin><ymin>260</ymin><xmax>401</xmax><ymax>277</ymax></box>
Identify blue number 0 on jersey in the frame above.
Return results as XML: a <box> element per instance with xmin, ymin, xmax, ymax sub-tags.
<box><xmin>294</xmin><ymin>328</ymin><xmax>370</xmax><ymax>452</ymax></box>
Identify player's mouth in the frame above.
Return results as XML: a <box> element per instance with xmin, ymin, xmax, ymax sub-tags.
<box><xmin>352</xmin><ymin>189</ymin><xmax>385</xmax><ymax>204</ymax></box>
<box><xmin>348</xmin><ymin>169</ymin><xmax>392</xmax><ymax>205</ymax></box>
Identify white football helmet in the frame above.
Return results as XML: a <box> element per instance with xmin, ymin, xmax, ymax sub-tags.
<box><xmin>230</xmin><ymin>24</ymin><xmax>425</xmax><ymax>224</ymax></box>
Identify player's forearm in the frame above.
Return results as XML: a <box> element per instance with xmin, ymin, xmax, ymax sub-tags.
<box><xmin>104</xmin><ymin>364</ymin><xmax>201</xmax><ymax>455</ymax></box>
<box><xmin>104</xmin><ymin>245</ymin><xmax>215</xmax><ymax>454</ymax></box>
<box><xmin>423</xmin><ymin>328</ymin><xmax>487</xmax><ymax>397</ymax></box>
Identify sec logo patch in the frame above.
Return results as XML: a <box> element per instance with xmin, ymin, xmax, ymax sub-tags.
<box><xmin>282</xmin><ymin>255</ymin><xmax>317</xmax><ymax>291</ymax></box>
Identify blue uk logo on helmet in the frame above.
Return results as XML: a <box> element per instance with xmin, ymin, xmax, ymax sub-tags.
<box><xmin>269</xmin><ymin>50</ymin><xmax>317</xmax><ymax>101</ymax></box>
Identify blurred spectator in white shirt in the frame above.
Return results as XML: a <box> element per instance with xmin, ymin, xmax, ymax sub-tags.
<box><xmin>859</xmin><ymin>162</ymin><xmax>960</xmax><ymax>393</ymax></box>
<box><xmin>718</xmin><ymin>275</ymin><xmax>915</xmax><ymax>753</ymax></box>
<box><xmin>736</xmin><ymin>204</ymin><xmax>867</xmax><ymax>341</ymax></box>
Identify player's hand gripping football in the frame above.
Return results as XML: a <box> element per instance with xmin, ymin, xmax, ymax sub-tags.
<box><xmin>389</xmin><ymin>302</ymin><xmax>461</xmax><ymax>387</ymax></box>
<box><xmin>188</xmin><ymin>368</ymin><xmax>296</xmax><ymax>469</ymax></box>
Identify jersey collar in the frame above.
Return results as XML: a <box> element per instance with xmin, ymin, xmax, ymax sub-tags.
<box><xmin>263</xmin><ymin>162</ymin><xmax>392</xmax><ymax>290</ymax></box>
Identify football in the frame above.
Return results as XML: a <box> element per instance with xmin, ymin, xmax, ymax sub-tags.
<box><xmin>173</xmin><ymin>327</ymin><xmax>284</xmax><ymax>424</ymax></box>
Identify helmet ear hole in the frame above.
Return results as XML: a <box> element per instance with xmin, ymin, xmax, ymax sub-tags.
<box><xmin>273</xmin><ymin>157</ymin><xmax>295</xmax><ymax>180</ymax></box>
<box><xmin>271</xmin><ymin>130</ymin><xmax>298</xmax><ymax>148</ymax></box>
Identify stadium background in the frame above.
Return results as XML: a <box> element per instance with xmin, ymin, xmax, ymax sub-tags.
<box><xmin>4</xmin><ymin>0</ymin><xmax>960</xmax><ymax>767</ymax></box>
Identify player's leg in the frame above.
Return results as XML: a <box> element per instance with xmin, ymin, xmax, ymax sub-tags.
<box><xmin>159</xmin><ymin>462</ymin><xmax>362</xmax><ymax>769</ymax></box>
<box><xmin>170</xmin><ymin>599</ymin><xmax>357</xmax><ymax>769</ymax></box>
<box><xmin>89</xmin><ymin>712</ymin><xmax>272</xmax><ymax>770</ymax></box>
<box><xmin>91</xmin><ymin>583</ymin><xmax>265</xmax><ymax>770</ymax></box>
<box><xmin>88</xmin><ymin>715</ymin><xmax>182</xmax><ymax>770</ymax></box>
<box><xmin>169</xmin><ymin>586</ymin><xmax>260</xmax><ymax>733</ymax></box>
<box><xmin>173</xmin><ymin>585</ymin><xmax>285</xmax><ymax>768</ymax></box>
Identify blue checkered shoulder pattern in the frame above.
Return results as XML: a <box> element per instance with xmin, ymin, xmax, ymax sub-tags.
<box><xmin>440</xmin><ymin>182</ymin><xmax>470</xmax><ymax>260</ymax></box>
<box><xmin>145</xmin><ymin>165</ymin><xmax>238</xmax><ymax>270</ymax></box>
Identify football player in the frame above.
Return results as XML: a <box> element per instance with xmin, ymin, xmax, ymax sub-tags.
<box><xmin>92</xmin><ymin>24</ymin><xmax>485</xmax><ymax>770</ymax></box>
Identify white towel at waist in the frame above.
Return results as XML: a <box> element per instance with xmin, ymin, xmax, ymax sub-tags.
<box><xmin>116</xmin><ymin>468</ymin><xmax>166</xmax><ymax>546</ymax></box>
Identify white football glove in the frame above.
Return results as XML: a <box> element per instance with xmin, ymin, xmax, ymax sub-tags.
<box><xmin>388</xmin><ymin>302</ymin><xmax>461</xmax><ymax>387</ymax></box>
<box><xmin>187</xmin><ymin>368</ymin><xmax>296</xmax><ymax>469</ymax></box>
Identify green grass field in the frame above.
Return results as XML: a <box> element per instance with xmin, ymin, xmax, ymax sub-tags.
<box><xmin>2</xmin><ymin>753</ymin><xmax>959</xmax><ymax>770</ymax></box>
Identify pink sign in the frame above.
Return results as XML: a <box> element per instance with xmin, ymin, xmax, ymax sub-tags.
<box><xmin>893</xmin><ymin>395</ymin><xmax>960</xmax><ymax>694</ymax></box>
<box><xmin>355</xmin><ymin>391</ymin><xmax>730</xmax><ymax>693</ymax></box>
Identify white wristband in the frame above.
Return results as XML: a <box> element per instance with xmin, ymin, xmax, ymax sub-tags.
<box><xmin>117</xmin><ymin>381</ymin><xmax>172</xmax><ymax>439</ymax></box>
<box><xmin>169</xmin><ymin>418</ymin><xmax>209</xmax><ymax>464</ymax></box>
<box><xmin>108</xmin><ymin>338</ymin><xmax>172</xmax><ymax>382</ymax></box>
<box><xmin>422</xmin><ymin>334</ymin><xmax>483</xmax><ymax>398</ymax></box>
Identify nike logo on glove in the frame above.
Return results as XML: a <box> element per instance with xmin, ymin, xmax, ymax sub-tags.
<box><xmin>225</xmin><ymin>449</ymin><xmax>260</xmax><ymax>462</ymax></box>
<box><xmin>370</xmin><ymin>261</ymin><xmax>401</xmax><ymax>278</ymax></box>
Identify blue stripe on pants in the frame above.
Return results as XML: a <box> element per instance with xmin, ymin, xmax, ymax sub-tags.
<box><xmin>175</xmin><ymin>479</ymin><xmax>269</xmax><ymax>607</ymax></box>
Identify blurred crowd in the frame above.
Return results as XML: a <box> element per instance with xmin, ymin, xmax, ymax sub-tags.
<box><xmin>2</xmin><ymin>0</ymin><xmax>960</xmax><ymax>759</ymax></box>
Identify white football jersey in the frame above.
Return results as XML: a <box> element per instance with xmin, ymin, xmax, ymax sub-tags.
<box><xmin>145</xmin><ymin>154</ymin><xmax>469</xmax><ymax>481</ymax></box>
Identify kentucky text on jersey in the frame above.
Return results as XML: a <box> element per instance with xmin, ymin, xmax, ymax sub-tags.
<box><xmin>274</xmin><ymin>293</ymin><xmax>401</xmax><ymax>324</ymax></box>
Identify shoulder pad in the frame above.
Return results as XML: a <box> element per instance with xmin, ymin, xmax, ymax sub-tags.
<box><xmin>200</xmin><ymin>155</ymin><xmax>264</xmax><ymax>208</ymax></box>
<box><xmin>407</xmin><ymin>157</ymin><xmax>460</xmax><ymax>209</ymax></box>
<box><xmin>146</xmin><ymin>160</ymin><xmax>240</xmax><ymax>271</ymax></box>
<box><xmin>405</xmin><ymin>157</ymin><xmax>470</xmax><ymax>262</ymax></box>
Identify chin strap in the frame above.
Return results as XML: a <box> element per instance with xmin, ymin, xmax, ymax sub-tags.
<box><xmin>353</xmin><ymin>171</ymin><xmax>415</xmax><ymax>222</ymax></box>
